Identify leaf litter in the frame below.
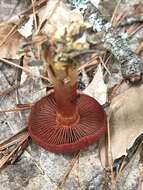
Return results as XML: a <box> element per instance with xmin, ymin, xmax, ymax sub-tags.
<box><xmin>1</xmin><ymin>0</ymin><xmax>143</xmax><ymax>189</ymax></box>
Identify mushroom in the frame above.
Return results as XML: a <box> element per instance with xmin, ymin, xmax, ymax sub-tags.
<box><xmin>28</xmin><ymin>22</ymin><xmax>107</xmax><ymax>153</ymax></box>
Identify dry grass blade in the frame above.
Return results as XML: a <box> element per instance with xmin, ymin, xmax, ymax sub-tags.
<box><xmin>0</xmin><ymin>138</ymin><xmax>29</xmax><ymax>169</ymax></box>
<box><xmin>0</xmin><ymin>128</ymin><xmax>28</xmax><ymax>151</ymax></box>
<box><xmin>106</xmin><ymin>114</ymin><xmax>116</xmax><ymax>189</ymax></box>
<box><xmin>128</xmin><ymin>23</ymin><xmax>143</xmax><ymax>38</ymax></box>
<box><xmin>0</xmin><ymin>15</ymin><xmax>28</xmax><ymax>48</ymax></box>
<box><xmin>0</xmin><ymin>106</ymin><xmax>31</xmax><ymax>113</ymax></box>
<box><xmin>16</xmin><ymin>103</ymin><xmax>34</xmax><ymax>108</ymax></box>
<box><xmin>136</xmin><ymin>41</ymin><xmax>143</xmax><ymax>54</ymax></box>
<box><xmin>0</xmin><ymin>129</ymin><xmax>30</xmax><ymax>169</ymax></box>
<box><xmin>31</xmin><ymin>0</ymin><xmax>38</xmax><ymax>31</ymax></box>
<box><xmin>0</xmin><ymin>84</ymin><xmax>21</xmax><ymax>97</ymax></box>
<box><xmin>0</xmin><ymin>148</ymin><xmax>20</xmax><ymax>168</ymax></box>
<box><xmin>0</xmin><ymin>58</ymin><xmax>50</xmax><ymax>81</ymax></box>
<box><xmin>31</xmin><ymin>0</ymin><xmax>41</xmax><ymax>59</ymax></box>
<box><xmin>0</xmin><ymin>103</ymin><xmax>33</xmax><ymax>114</ymax></box>
<box><xmin>111</xmin><ymin>0</ymin><xmax>122</xmax><ymax>25</ymax></box>
<box><xmin>0</xmin><ymin>24</ymin><xmax>17</xmax><ymax>47</ymax></box>
<box><xmin>78</xmin><ymin>55</ymin><xmax>99</xmax><ymax>70</ymax></box>
<box><xmin>20</xmin><ymin>0</ymin><xmax>48</xmax><ymax>17</ymax></box>
<box><xmin>108</xmin><ymin>79</ymin><xmax>125</xmax><ymax>101</ymax></box>
<box><xmin>36</xmin><ymin>0</ymin><xmax>61</xmax><ymax>34</ymax></box>
<box><xmin>115</xmin><ymin>12</ymin><xmax>127</xmax><ymax>27</ymax></box>
<box><xmin>56</xmin><ymin>152</ymin><xmax>80</xmax><ymax>190</ymax></box>
<box><xmin>99</xmin><ymin>56</ymin><xmax>111</xmax><ymax>76</ymax></box>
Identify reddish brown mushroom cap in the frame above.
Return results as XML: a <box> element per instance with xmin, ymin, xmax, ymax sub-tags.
<box><xmin>28</xmin><ymin>93</ymin><xmax>107</xmax><ymax>153</ymax></box>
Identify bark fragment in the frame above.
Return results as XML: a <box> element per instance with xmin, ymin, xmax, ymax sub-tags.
<box><xmin>70</xmin><ymin>0</ymin><xmax>142</xmax><ymax>82</ymax></box>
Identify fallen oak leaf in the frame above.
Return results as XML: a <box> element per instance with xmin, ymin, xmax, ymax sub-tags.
<box><xmin>113</xmin><ymin>133</ymin><xmax>143</xmax><ymax>180</ymax></box>
<box><xmin>84</xmin><ymin>64</ymin><xmax>107</xmax><ymax>105</ymax></box>
<box><xmin>100</xmin><ymin>84</ymin><xmax>143</xmax><ymax>168</ymax></box>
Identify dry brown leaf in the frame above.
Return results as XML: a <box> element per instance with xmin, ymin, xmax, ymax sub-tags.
<box><xmin>100</xmin><ymin>85</ymin><xmax>143</xmax><ymax>168</ymax></box>
<box><xmin>38</xmin><ymin>0</ymin><xmax>83</xmax><ymax>36</ymax></box>
<box><xmin>84</xmin><ymin>64</ymin><xmax>107</xmax><ymax>105</ymax></box>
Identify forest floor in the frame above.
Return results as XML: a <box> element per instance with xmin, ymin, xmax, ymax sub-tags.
<box><xmin>1</xmin><ymin>0</ymin><xmax>143</xmax><ymax>190</ymax></box>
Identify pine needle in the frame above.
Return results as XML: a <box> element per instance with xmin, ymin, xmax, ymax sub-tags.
<box><xmin>0</xmin><ymin>58</ymin><xmax>50</xmax><ymax>81</ymax></box>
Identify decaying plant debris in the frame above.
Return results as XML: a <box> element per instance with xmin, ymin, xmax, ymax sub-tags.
<box><xmin>1</xmin><ymin>0</ymin><xmax>143</xmax><ymax>189</ymax></box>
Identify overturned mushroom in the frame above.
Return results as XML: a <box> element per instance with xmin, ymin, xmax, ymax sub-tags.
<box><xmin>28</xmin><ymin>22</ymin><xmax>107</xmax><ymax>153</ymax></box>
